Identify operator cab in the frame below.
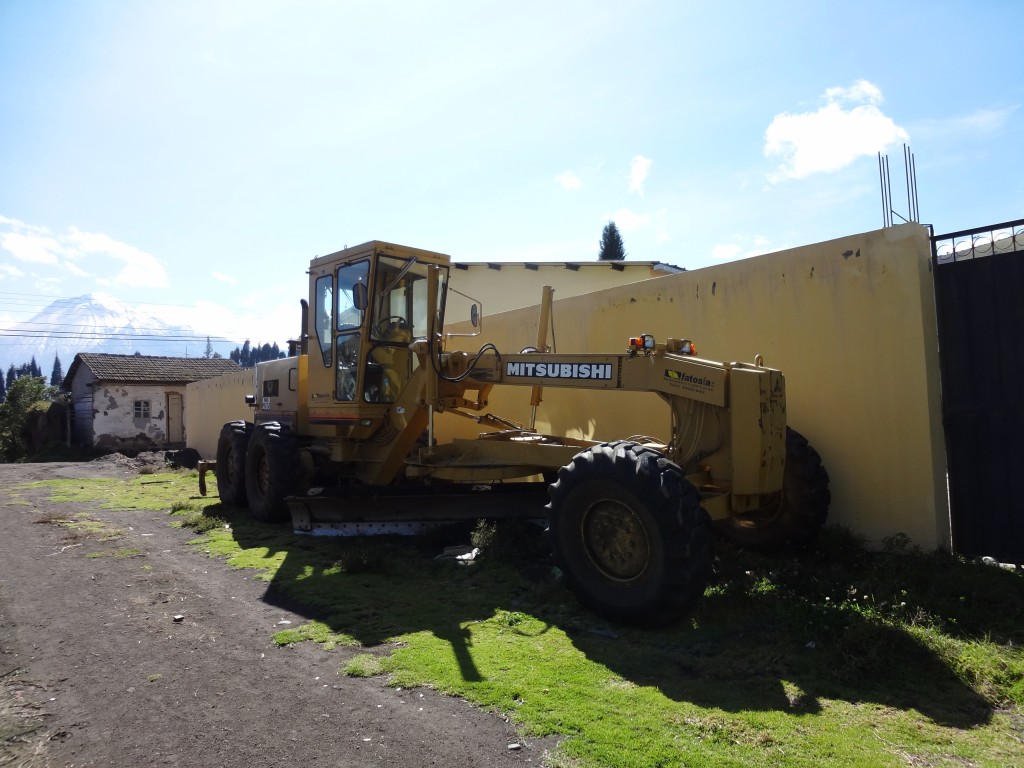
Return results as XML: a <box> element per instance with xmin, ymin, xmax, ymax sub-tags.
<box><xmin>307</xmin><ymin>242</ymin><xmax>451</xmax><ymax>415</ymax></box>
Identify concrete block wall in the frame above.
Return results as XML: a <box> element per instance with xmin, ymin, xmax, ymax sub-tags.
<box><xmin>441</xmin><ymin>224</ymin><xmax>949</xmax><ymax>549</ymax></box>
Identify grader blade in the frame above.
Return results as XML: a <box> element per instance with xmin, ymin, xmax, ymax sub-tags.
<box><xmin>287</xmin><ymin>483</ymin><xmax>549</xmax><ymax>536</ymax></box>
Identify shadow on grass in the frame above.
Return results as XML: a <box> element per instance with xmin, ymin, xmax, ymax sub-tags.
<box><xmin>564</xmin><ymin>592</ymin><xmax>994</xmax><ymax>728</ymax></box>
<box><xmin>207</xmin><ymin>504</ymin><xmax>1010</xmax><ymax>729</ymax></box>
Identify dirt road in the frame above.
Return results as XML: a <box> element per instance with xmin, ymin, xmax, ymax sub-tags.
<box><xmin>0</xmin><ymin>461</ymin><xmax>555</xmax><ymax>767</ymax></box>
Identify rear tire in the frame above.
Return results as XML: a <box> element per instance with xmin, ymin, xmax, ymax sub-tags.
<box><xmin>215</xmin><ymin>421</ymin><xmax>252</xmax><ymax>506</ymax></box>
<box><xmin>548</xmin><ymin>441</ymin><xmax>712</xmax><ymax>625</ymax></box>
<box><xmin>715</xmin><ymin>427</ymin><xmax>830</xmax><ymax>550</ymax></box>
<box><xmin>244</xmin><ymin>422</ymin><xmax>305</xmax><ymax>523</ymax></box>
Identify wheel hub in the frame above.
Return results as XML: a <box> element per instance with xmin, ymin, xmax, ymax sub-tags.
<box><xmin>581</xmin><ymin>500</ymin><xmax>650</xmax><ymax>582</ymax></box>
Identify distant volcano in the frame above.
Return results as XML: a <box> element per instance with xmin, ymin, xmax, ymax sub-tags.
<box><xmin>0</xmin><ymin>293</ymin><xmax>204</xmax><ymax>373</ymax></box>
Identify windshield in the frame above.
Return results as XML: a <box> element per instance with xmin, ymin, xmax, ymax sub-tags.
<box><xmin>338</xmin><ymin>260</ymin><xmax>370</xmax><ymax>331</ymax></box>
<box><xmin>371</xmin><ymin>256</ymin><xmax>448</xmax><ymax>341</ymax></box>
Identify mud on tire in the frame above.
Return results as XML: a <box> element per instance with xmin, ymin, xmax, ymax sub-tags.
<box><xmin>215</xmin><ymin>421</ymin><xmax>253</xmax><ymax>506</ymax></box>
<box><xmin>548</xmin><ymin>441</ymin><xmax>712</xmax><ymax>626</ymax></box>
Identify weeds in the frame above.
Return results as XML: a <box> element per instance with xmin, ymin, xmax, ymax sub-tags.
<box><xmin>343</xmin><ymin>654</ymin><xmax>389</xmax><ymax>678</ymax></box>
<box><xmin>23</xmin><ymin>471</ymin><xmax>1024</xmax><ymax>767</ymax></box>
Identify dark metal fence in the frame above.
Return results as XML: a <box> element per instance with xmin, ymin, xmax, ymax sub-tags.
<box><xmin>932</xmin><ymin>218</ymin><xmax>1024</xmax><ymax>263</ymax></box>
<box><xmin>931</xmin><ymin>218</ymin><xmax>1024</xmax><ymax>564</ymax></box>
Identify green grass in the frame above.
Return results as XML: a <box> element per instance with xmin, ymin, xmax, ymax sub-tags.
<box><xmin>20</xmin><ymin>473</ymin><xmax>1024</xmax><ymax>767</ymax></box>
<box><xmin>86</xmin><ymin>546</ymin><xmax>144</xmax><ymax>559</ymax></box>
<box><xmin>14</xmin><ymin>470</ymin><xmax>211</xmax><ymax>512</ymax></box>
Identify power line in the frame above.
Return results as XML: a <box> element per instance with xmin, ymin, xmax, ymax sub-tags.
<box><xmin>0</xmin><ymin>289</ymin><xmax>301</xmax><ymax>316</ymax></box>
<box><xmin>0</xmin><ymin>310</ymin><xmax>296</xmax><ymax>341</ymax></box>
<box><xmin>0</xmin><ymin>329</ymin><xmax>232</xmax><ymax>342</ymax></box>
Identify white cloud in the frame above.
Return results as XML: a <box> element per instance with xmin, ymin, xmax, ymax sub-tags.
<box><xmin>65</xmin><ymin>228</ymin><xmax>169</xmax><ymax>288</ymax></box>
<box><xmin>468</xmin><ymin>237</ymin><xmax>596</xmax><ymax>263</ymax></box>
<box><xmin>211</xmin><ymin>271</ymin><xmax>238</xmax><ymax>285</ymax></box>
<box><xmin>628</xmin><ymin>155</ymin><xmax>652</xmax><ymax>195</ymax></box>
<box><xmin>1</xmin><ymin>232</ymin><xmax>62</xmax><ymax>264</ymax></box>
<box><xmin>0</xmin><ymin>216</ymin><xmax>170</xmax><ymax>289</ymax></box>
<box><xmin>824</xmin><ymin>80</ymin><xmax>883</xmax><ymax>106</ymax></box>
<box><xmin>604</xmin><ymin>208</ymin><xmax>651</xmax><ymax>231</ymax></box>
<box><xmin>0</xmin><ymin>262</ymin><xmax>25</xmax><ymax>278</ymax></box>
<box><xmin>65</xmin><ymin>261</ymin><xmax>90</xmax><ymax>278</ymax></box>
<box><xmin>654</xmin><ymin>208</ymin><xmax>670</xmax><ymax>245</ymax></box>
<box><xmin>0</xmin><ymin>215</ymin><xmax>50</xmax><ymax>234</ymax></box>
<box><xmin>709</xmin><ymin>233</ymin><xmax>775</xmax><ymax>262</ymax></box>
<box><xmin>764</xmin><ymin>80</ymin><xmax>908</xmax><ymax>182</ymax></box>
<box><xmin>150</xmin><ymin>298</ymin><xmax>297</xmax><ymax>348</ymax></box>
<box><xmin>711</xmin><ymin>243</ymin><xmax>744</xmax><ymax>261</ymax></box>
<box><xmin>913</xmin><ymin>106</ymin><xmax>1016</xmax><ymax>141</ymax></box>
<box><xmin>555</xmin><ymin>171</ymin><xmax>581</xmax><ymax>190</ymax></box>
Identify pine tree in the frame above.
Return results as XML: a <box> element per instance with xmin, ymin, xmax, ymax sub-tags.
<box><xmin>227</xmin><ymin>339</ymin><xmax>284</xmax><ymax>367</ymax></box>
<box><xmin>5</xmin><ymin>365</ymin><xmax>13</xmax><ymax>389</ymax></box>
<box><xmin>0</xmin><ymin>368</ymin><xmax>6</xmax><ymax>404</ymax></box>
<box><xmin>29</xmin><ymin>356</ymin><xmax>41</xmax><ymax>378</ymax></box>
<box><xmin>598</xmin><ymin>221</ymin><xmax>627</xmax><ymax>261</ymax></box>
<box><xmin>50</xmin><ymin>354</ymin><xmax>64</xmax><ymax>387</ymax></box>
<box><xmin>204</xmin><ymin>337</ymin><xmax>214</xmax><ymax>359</ymax></box>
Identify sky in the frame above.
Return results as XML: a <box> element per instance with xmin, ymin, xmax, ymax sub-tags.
<box><xmin>1</xmin><ymin>0</ymin><xmax>1022</xmax><ymax>359</ymax></box>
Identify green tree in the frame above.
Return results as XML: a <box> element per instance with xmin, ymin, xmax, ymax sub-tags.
<box><xmin>0</xmin><ymin>375</ymin><xmax>48</xmax><ymax>462</ymax></box>
<box><xmin>204</xmin><ymin>336</ymin><xmax>214</xmax><ymax>359</ymax></box>
<box><xmin>229</xmin><ymin>340</ymin><xmax>284</xmax><ymax>367</ymax></box>
<box><xmin>50</xmin><ymin>354</ymin><xmax>64</xmax><ymax>387</ymax></box>
<box><xmin>598</xmin><ymin>221</ymin><xmax>627</xmax><ymax>261</ymax></box>
<box><xmin>0</xmin><ymin>367</ymin><xmax>6</xmax><ymax>404</ymax></box>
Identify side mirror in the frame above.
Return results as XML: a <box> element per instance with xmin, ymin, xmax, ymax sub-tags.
<box><xmin>353</xmin><ymin>282</ymin><xmax>368</xmax><ymax>311</ymax></box>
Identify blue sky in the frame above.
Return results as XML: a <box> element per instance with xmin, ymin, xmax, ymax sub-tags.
<box><xmin>1</xmin><ymin>0</ymin><xmax>1021</xmax><ymax>354</ymax></box>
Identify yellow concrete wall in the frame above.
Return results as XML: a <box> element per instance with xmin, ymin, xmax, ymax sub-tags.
<box><xmin>446</xmin><ymin>261</ymin><xmax>675</xmax><ymax>321</ymax></box>
<box><xmin>185</xmin><ymin>369</ymin><xmax>255</xmax><ymax>459</ymax></box>
<box><xmin>441</xmin><ymin>224</ymin><xmax>949</xmax><ymax>550</ymax></box>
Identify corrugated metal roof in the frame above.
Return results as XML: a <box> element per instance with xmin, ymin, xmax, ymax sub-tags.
<box><xmin>65</xmin><ymin>353</ymin><xmax>240</xmax><ymax>387</ymax></box>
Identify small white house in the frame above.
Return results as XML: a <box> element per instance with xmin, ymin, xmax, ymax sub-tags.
<box><xmin>64</xmin><ymin>353</ymin><xmax>239</xmax><ymax>452</ymax></box>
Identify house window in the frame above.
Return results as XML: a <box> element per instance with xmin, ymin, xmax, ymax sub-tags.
<box><xmin>134</xmin><ymin>400</ymin><xmax>151</xmax><ymax>419</ymax></box>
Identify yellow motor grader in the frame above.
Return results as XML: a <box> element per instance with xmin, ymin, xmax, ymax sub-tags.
<box><xmin>213</xmin><ymin>241</ymin><xmax>829</xmax><ymax>624</ymax></box>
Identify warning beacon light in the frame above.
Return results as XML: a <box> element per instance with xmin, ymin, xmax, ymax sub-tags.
<box><xmin>628</xmin><ymin>334</ymin><xmax>656</xmax><ymax>356</ymax></box>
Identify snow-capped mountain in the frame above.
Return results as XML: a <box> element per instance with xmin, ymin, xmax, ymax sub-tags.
<box><xmin>0</xmin><ymin>293</ymin><xmax>207</xmax><ymax>375</ymax></box>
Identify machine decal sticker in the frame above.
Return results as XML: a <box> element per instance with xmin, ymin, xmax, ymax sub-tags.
<box><xmin>664</xmin><ymin>369</ymin><xmax>714</xmax><ymax>389</ymax></box>
<box><xmin>505</xmin><ymin>361</ymin><xmax>613</xmax><ymax>380</ymax></box>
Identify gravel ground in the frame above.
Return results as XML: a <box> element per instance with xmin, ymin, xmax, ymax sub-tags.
<box><xmin>0</xmin><ymin>458</ymin><xmax>558</xmax><ymax>767</ymax></box>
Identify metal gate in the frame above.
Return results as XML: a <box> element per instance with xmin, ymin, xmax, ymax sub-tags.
<box><xmin>932</xmin><ymin>219</ymin><xmax>1024</xmax><ymax>564</ymax></box>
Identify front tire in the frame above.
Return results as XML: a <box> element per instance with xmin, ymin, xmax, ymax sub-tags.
<box><xmin>548</xmin><ymin>441</ymin><xmax>712</xmax><ymax>625</ymax></box>
<box><xmin>244</xmin><ymin>422</ymin><xmax>305</xmax><ymax>523</ymax></box>
<box><xmin>215</xmin><ymin>421</ymin><xmax>252</xmax><ymax>506</ymax></box>
<box><xmin>715</xmin><ymin>427</ymin><xmax>830</xmax><ymax>550</ymax></box>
